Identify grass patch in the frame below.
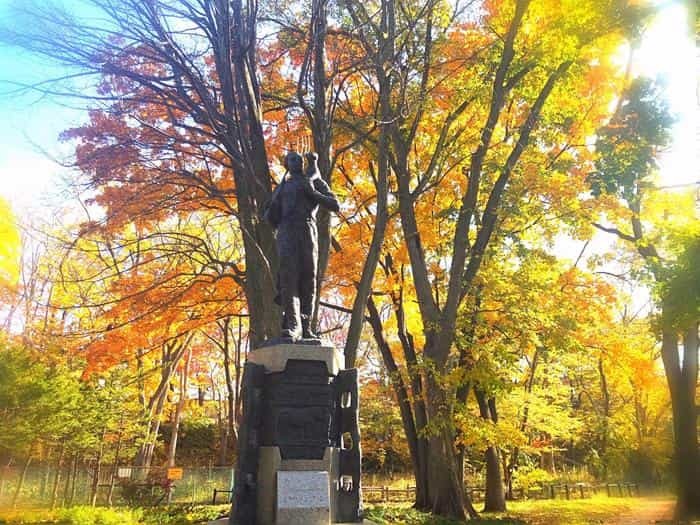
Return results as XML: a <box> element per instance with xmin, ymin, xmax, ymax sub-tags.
<box><xmin>366</xmin><ymin>496</ymin><xmax>671</xmax><ymax>524</ymax></box>
<box><xmin>0</xmin><ymin>504</ymin><xmax>229</xmax><ymax>525</ymax></box>
<box><xmin>491</xmin><ymin>496</ymin><xmax>636</xmax><ymax>525</ymax></box>
<box><xmin>366</xmin><ymin>505</ymin><xmax>525</xmax><ymax>524</ymax></box>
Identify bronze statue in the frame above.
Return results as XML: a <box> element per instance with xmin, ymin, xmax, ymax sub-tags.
<box><xmin>264</xmin><ymin>151</ymin><xmax>340</xmax><ymax>341</ymax></box>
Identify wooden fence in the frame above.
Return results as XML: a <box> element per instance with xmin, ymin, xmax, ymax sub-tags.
<box><xmin>362</xmin><ymin>482</ymin><xmax>640</xmax><ymax>504</ymax></box>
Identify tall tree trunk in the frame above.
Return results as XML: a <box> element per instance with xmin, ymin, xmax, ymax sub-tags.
<box><xmin>423</xmin><ymin>375</ymin><xmax>475</xmax><ymax>519</ymax></box>
<box><xmin>455</xmin><ymin>291</ymin><xmax>480</xmax><ymax>488</ymax></box>
<box><xmin>223</xmin><ymin>0</ymin><xmax>279</xmax><ymax>348</ymax></box>
<box><xmin>661</xmin><ymin>323</ymin><xmax>700</xmax><ymax>520</ymax></box>
<box><xmin>475</xmin><ymin>389</ymin><xmax>506</xmax><ymax>512</ymax></box>
<box><xmin>11</xmin><ymin>456</ymin><xmax>31</xmax><ymax>508</ymax></box>
<box><xmin>366</xmin><ymin>297</ymin><xmax>424</xmax><ymax>504</ymax></box>
<box><xmin>309</xmin><ymin>0</ymin><xmax>333</xmax><ymax>331</ymax></box>
<box><xmin>392</xmin><ymin>276</ymin><xmax>430</xmax><ymax>508</ymax></box>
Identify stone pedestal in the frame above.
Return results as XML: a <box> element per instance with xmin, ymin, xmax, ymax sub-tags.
<box><xmin>230</xmin><ymin>344</ymin><xmax>362</xmax><ymax>525</ymax></box>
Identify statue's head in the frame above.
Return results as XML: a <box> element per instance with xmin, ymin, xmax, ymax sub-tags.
<box><xmin>284</xmin><ymin>152</ymin><xmax>304</xmax><ymax>174</ymax></box>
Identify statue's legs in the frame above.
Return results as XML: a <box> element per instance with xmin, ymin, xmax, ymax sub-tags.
<box><xmin>299</xmin><ymin>221</ymin><xmax>319</xmax><ymax>338</ymax></box>
<box><xmin>277</xmin><ymin>227</ymin><xmax>302</xmax><ymax>338</ymax></box>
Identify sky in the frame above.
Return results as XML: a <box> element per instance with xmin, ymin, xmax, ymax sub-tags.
<box><xmin>0</xmin><ymin>0</ymin><xmax>696</xmax><ymax>219</ymax></box>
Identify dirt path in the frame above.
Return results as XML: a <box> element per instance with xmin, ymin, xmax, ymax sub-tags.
<box><xmin>604</xmin><ymin>499</ymin><xmax>675</xmax><ymax>525</ymax></box>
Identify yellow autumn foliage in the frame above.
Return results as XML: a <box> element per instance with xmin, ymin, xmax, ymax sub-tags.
<box><xmin>0</xmin><ymin>197</ymin><xmax>20</xmax><ymax>290</ymax></box>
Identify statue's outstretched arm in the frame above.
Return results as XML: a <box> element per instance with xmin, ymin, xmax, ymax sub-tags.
<box><xmin>309</xmin><ymin>177</ymin><xmax>340</xmax><ymax>212</ymax></box>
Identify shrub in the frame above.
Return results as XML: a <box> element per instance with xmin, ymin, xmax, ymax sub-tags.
<box><xmin>512</xmin><ymin>466</ymin><xmax>555</xmax><ymax>493</ymax></box>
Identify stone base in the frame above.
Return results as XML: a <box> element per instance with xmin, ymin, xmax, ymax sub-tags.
<box><xmin>277</xmin><ymin>507</ymin><xmax>329</xmax><ymax>525</ymax></box>
<box><xmin>257</xmin><ymin>447</ymin><xmax>339</xmax><ymax>525</ymax></box>
<box><xmin>257</xmin><ymin>336</ymin><xmax>324</xmax><ymax>347</ymax></box>
<box><xmin>230</xmin><ymin>342</ymin><xmax>361</xmax><ymax>525</ymax></box>
<box><xmin>247</xmin><ymin>343</ymin><xmax>343</xmax><ymax>375</ymax></box>
<box><xmin>277</xmin><ymin>471</ymin><xmax>330</xmax><ymax>525</ymax></box>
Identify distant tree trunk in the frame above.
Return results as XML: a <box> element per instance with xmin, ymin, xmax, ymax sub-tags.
<box><xmin>68</xmin><ymin>455</ymin><xmax>79</xmax><ymax>506</ymax></box>
<box><xmin>167</xmin><ymin>348</ymin><xmax>192</xmax><ymax>468</ymax></box>
<box><xmin>598</xmin><ymin>357</ymin><xmax>611</xmax><ymax>478</ymax></box>
<box><xmin>91</xmin><ymin>429</ymin><xmax>106</xmax><ymax>506</ymax></box>
<box><xmin>40</xmin><ymin>459</ymin><xmax>51</xmax><ymax>500</ymax></box>
<box><xmin>50</xmin><ymin>446</ymin><xmax>65</xmax><ymax>510</ymax></box>
<box><xmin>234</xmin><ymin>318</ymin><xmax>244</xmax><ymax>427</ymax></box>
<box><xmin>218</xmin><ymin>317</ymin><xmax>238</xmax><ymax>462</ymax></box>
<box><xmin>62</xmin><ymin>454</ymin><xmax>75</xmax><ymax>507</ymax></box>
<box><xmin>141</xmin><ymin>392</ymin><xmax>167</xmax><ymax>468</ymax></box>
<box><xmin>11</xmin><ymin>455</ymin><xmax>31</xmax><ymax>508</ymax></box>
<box><xmin>136</xmin><ymin>336</ymin><xmax>191</xmax><ymax>467</ymax></box>
<box><xmin>221</xmin><ymin>321</ymin><xmax>246</xmax><ymax>463</ymax></box>
<box><xmin>662</xmin><ymin>323</ymin><xmax>700</xmax><ymax>519</ymax></box>
<box><xmin>218</xmin><ymin>428</ymin><xmax>229</xmax><ymax>467</ymax></box>
<box><xmin>475</xmin><ymin>389</ymin><xmax>506</xmax><ymax>512</ymax></box>
<box><xmin>507</xmin><ymin>347</ymin><xmax>540</xmax><ymax>499</ymax></box>
<box><xmin>213</xmin><ymin>375</ymin><xmax>228</xmax><ymax>466</ymax></box>
<box><xmin>107</xmin><ymin>419</ymin><xmax>124</xmax><ymax>507</ymax></box>
<box><xmin>0</xmin><ymin>458</ymin><xmax>12</xmax><ymax>498</ymax></box>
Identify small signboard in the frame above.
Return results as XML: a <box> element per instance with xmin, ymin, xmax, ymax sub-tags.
<box><xmin>167</xmin><ymin>467</ymin><xmax>184</xmax><ymax>480</ymax></box>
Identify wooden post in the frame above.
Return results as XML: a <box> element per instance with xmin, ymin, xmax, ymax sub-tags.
<box><xmin>606</xmin><ymin>484</ymin><xmax>611</xmax><ymax>497</ymax></box>
<box><xmin>579</xmin><ymin>484</ymin><xmax>584</xmax><ymax>498</ymax></box>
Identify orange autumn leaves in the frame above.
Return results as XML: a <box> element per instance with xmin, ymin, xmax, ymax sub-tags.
<box><xmin>55</xmin><ymin>0</ymin><xmax>640</xmax><ymax>375</ymax></box>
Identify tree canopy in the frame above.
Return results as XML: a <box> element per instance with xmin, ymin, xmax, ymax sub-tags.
<box><xmin>0</xmin><ymin>0</ymin><xmax>695</xmax><ymax>519</ymax></box>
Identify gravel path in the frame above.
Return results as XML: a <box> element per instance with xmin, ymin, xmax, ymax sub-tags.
<box><xmin>604</xmin><ymin>499</ymin><xmax>675</xmax><ymax>525</ymax></box>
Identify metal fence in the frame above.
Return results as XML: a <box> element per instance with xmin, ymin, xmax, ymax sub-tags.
<box><xmin>0</xmin><ymin>464</ymin><xmax>234</xmax><ymax>508</ymax></box>
<box><xmin>1</xmin><ymin>463</ymin><xmax>641</xmax><ymax>509</ymax></box>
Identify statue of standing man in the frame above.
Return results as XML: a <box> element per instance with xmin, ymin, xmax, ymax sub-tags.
<box><xmin>264</xmin><ymin>151</ymin><xmax>340</xmax><ymax>342</ymax></box>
